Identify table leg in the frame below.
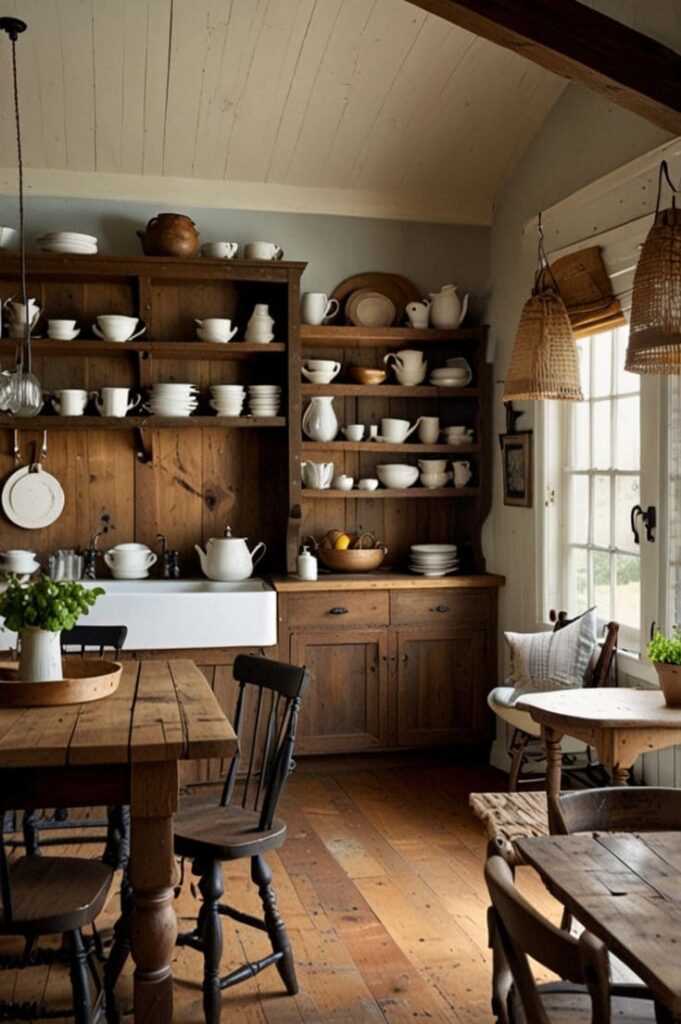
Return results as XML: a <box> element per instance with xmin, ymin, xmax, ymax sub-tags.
<box><xmin>612</xmin><ymin>763</ymin><xmax>630</xmax><ymax>786</ymax></box>
<box><xmin>543</xmin><ymin>726</ymin><xmax>564</xmax><ymax>834</ymax></box>
<box><xmin>129</xmin><ymin>762</ymin><xmax>179</xmax><ymax>1023</ymax></box>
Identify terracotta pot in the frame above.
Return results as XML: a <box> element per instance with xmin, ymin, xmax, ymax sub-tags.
<box><xmin>137</xmin><ymin>213</ymin><xmax>200</xmax><ymax>258</ymax></box>
<box><xmin>654</xmin><ymin>662</ymin><xmax>681</xmax><ymax>706</ymax></box>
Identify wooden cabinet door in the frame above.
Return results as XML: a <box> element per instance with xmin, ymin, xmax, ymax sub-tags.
<box><xmin>290</xmin><ymin>629</ymin><xmax>389</xmax><ymax>754</ymax></box>
<box><xmin>395</xmin><ymin>626</ymin><xmax>488</xmax><ymax>747</ymax></box>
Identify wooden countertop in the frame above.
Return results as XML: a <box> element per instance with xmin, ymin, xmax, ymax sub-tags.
<box><xmin>269</xmin><ymin>572</ymin><xmax>505</xmax><ymax>592</ymax></box>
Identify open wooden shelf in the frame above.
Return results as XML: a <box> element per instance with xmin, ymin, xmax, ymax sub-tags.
<box><xmin>301</xmin><ymin>487</ymin><xmax>480</xmax><ymax>499</ymax></box>
<box><xmin>301</xmin><ymin>383</ymin><xmax>479</xmax><ymax>398</ymax></box>
<box><xmin>301</xmin><ymin>441</ymin><xmax>481</xmax><ymax>453</ymax></box>
<box><xmin>0</xmin><ymin>415</ymin><xmax>286</xmax><ymax>429</ymax></box>
<box><xmin>0</xmin><ymin>339</ymin><xmax>286</xmax><ymax>359</ymax></box>
<box><xmin>301</xmin><ymin>325</ymin><xmax>485</xmax><ymax>348</ymax></box>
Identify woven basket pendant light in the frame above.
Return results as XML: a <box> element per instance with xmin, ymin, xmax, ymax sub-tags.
<box><xmin>504</xmin><ymin>216</ymin><xmax>583</xmax><ymax>401</ymax></box>
<box><xmin>625</xmin><ymin>161</ymin><xmax>681</xmax><ymax>374</ymax></box>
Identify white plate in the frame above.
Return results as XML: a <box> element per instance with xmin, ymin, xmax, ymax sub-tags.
<box><xmin>1</xmin><ymin>464</ymin><xmax>65</xmax><ymax>529</ymax></box>
<box><xmin>409</xmin><ymin>565</ymin><xmax>459</xmax><ymax>577</ymax></box>
<box><xmin>351</xmin><ymin>292</ymin><xmax>396</xmax><ymax>328</ymax></box>
<box><xmin>410</xmin><ymin>544</ymin><xmax>457</xmax><ymax>554</ymax></box>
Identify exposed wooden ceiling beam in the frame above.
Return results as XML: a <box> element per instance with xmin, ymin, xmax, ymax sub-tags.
<box><xmin>406</xmin><ymin>0</ymin><xmax>681</xmax><ymax>135</ymax></box>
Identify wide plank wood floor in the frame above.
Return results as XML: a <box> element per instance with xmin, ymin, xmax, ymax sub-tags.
<box><xmin>0</xmin><ymin>757</ymin><xmax>561</xmax><ymax>1023</ymax></box>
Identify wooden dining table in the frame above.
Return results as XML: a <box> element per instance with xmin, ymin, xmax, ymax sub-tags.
<box><xmin>517</xmin><ymin>831</ymin><xmax>681</xmax><ymax>1021</ymax></box>
<box><xmin>0</xmin><ymin>657</ymin><xmax>238</xmax><ymax>1023</ymax></box>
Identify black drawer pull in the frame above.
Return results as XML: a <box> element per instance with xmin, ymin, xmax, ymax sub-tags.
<box><xmin>434</xmin><ymin>605</ymin><xmax>450</xmax><ymax>614</ymax></box>
<box><xmin>329</xmin><ymin>607</ymin><xmax>349</xmax><ymax>615</ymax></box>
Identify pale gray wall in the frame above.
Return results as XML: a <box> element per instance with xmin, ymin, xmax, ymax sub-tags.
<box><xmin>0</xmin><ymin>196</ymin><xmax>490</xmax><ymax>321</ymax></box>
<box><xmin>483</xmin><ymin>83</ymin><xmax>671</xmax><ymax>651</ymax></box>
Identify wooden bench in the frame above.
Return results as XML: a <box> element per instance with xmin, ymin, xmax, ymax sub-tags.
<box><xmin>469</xmin><ymin>791</ymin><xmax>549</xmax><ymax>865</ymax></box>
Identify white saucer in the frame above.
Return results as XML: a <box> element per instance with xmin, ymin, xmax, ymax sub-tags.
<box><xmin>409</xmin><ymin>565</ymin><xmax>459</xmax><ymax>577</ymax></box>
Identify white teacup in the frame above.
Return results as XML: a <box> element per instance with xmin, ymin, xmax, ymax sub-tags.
<box><xmin>91</xmin><ymin>387</ymin><xmax>140</xmax><ymax>417</ymax></box>
<box><xmin>93</xmin><ymin>315</ymin><xmax>145</xmax><ymax>343</ymax></box>
<box><xmin>418</xmin><ymin>458</ymin><xmax>448</xmax><ymax>473</ymax></box>
<box><xmin>301</xmin><ymin>293</ymin><xmax>340</xmax><ymax>325</ymax></box>
<box><xmin>195</xmin><ymin>317</ymin><xmax>238</xmax><ymax>343</ymax></box>
<box><xmin>52</xmin><ymin>388</ymin><xmax>88</xmax><ymax>416</ymax></box>
<box><xmin>201</xmin><ymin>242</ymin><xmax>238</xmax><ymax>259</ymax></box>
<box><xmin>418</xmin><ymin>416</ymin><xmax>440</xmax><ymax>443</ymax></box>
<box><xmin>333</xmin><ymin>474</ymin><xmax>354</xmax><ymax>491</ymax></box>
<box><xmin>47</xmin><ymin>318</ymin><xmax>80</xmax><ymax>340</ymax></box>
<box><xmin>301</xmin><ymin>359</ymin><xmax>340</xmax><ymax>383</ymax></box>
<box><xmin>342</xmin><ymin>424</ymin><xmax>365</xmax><ymax>441</ymax></box>
<box><xmin>357</xmin><ymin>478</ymin><xmax>379</xmax><ymax>491</ymax></box>
<box><xmin>244</xmin><ymin>242</ymin><xmax>283</xmax><ymax>261</ymax></box>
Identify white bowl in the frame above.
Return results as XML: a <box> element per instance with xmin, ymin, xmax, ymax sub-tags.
<box><xmin>376</xmin><ymin>464</ymin><xmax>419</xmax><ymax>489</ymax></box>
<box><xmin>411</xmin><ymin>543</ymin><xmax>457</xmax><ymax>555</ymax></box>
<box><xmin>357</xmin><ymin>478</ymin><xmax>379</xmax><ymax>491</ymax></box>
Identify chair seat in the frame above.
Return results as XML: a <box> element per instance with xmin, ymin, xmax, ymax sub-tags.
<box><xmin>516</xmin><ymin>990</ymin><xmax>657</xmax><ymax>1023</ymax></box>
<box><xmin>174</xmin><ymin>797</ymin><xmax>287</xmax><ymax>861</ymax></box>
<box><xmin>487</xmin><ymin>686</ymin><xmax>542</xmax><ymax>737</ymax></box>
<box><xmin>4</xmin><ymin>855</ymin><xmax>113</xmax><ymax>935</ymax></box>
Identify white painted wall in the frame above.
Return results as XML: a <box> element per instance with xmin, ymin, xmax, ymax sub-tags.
<box><xmin>0</xmin><ymin>195</ymin><xmax>490</xmax><ymax>317</ymax></box>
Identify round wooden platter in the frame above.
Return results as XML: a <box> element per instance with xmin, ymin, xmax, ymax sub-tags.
<box><xmin>330</xmin><ymin>272</ymin><xmax>422</xmax><ymax>326</ymax></box>
<box><xmin>0</xmin><ymin>658</ymin><xmax>122</xmax><ymax>707</ymax></box>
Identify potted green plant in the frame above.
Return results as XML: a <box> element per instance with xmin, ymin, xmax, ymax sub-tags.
<box><xmin>648</xmin><ymin>627</ymin><xmax>681</xmax><ymax>706</ymax></box>
<box><xmin>0</xmin><ymin>576</ymin><xmax>105</xmax><ymax>682</ymax></box>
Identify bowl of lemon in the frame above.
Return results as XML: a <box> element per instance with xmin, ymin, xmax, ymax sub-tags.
<box><xmin>314</xmin><ymin>530</ymin><xmax>387</xmax><ymax>573</ymax></box>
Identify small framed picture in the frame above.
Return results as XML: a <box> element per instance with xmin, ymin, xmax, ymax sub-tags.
<box><xmin>500</xmin><ymin>431</ymin><xmax>533</xmax><ymax>507</ymax></box>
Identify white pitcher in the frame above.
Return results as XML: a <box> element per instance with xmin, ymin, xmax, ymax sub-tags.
<box><xmin>301</xmin><ymin>461</ymin><xmax>334</xmax><ymax>489</ymax></box>
<box><xmin>429</xmin><ymin>284</ymin><xmax>469</xmax><ymax>329</ymax></box>
<box><xmin>245</xmin><ymin>304</ymin><xmax>275</xmax><ymax>344</ymax></box>
<box><xmin>383</xmin><ymin>349</ymin><xmax>427</xmax><ymax>386</ymax></box>
<box><xmin>452</xmin><ymin>460</ymin><xmax>472</xmax><ymax>487</ymax></box>
<box><xmin>302</xmin><ymin>396</ymin><xmax>338</xmax><ymax>442</ymax></box>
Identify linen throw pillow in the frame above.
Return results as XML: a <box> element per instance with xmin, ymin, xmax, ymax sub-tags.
<box><xmin>505</xmin><ymin>608</ymin><xmax>598</xmax><ymax>703</ymax></box>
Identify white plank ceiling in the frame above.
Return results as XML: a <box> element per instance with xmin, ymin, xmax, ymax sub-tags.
<box><xmin>0</xmin><ymin>0</ymin><xmax>568</xmax><ymax>224</ymax></box>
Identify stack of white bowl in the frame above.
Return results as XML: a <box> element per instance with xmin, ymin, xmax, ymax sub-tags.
<box><xmin>36</xmin><ymin>231</ymin><xmax>98</xmax><ymax>255</ymax></box>
<box><xmin>247</xmin><ymin>385</ymin><xmax>281</xmax><ymax>417</ymax></box>
<box><xmin>210</xmin><ymin>384</ymin><xmax>245</xmax><ymax>416</ymax></box>
<box><xmin>409</xmin><ymin>543</ymin><xmax>459</xmax><ymax>577</ymax></box>
<box><xmin>430</xmin><ymin>366</ymin><xmax>469</xmax><ymax>387</ymax></box>
<box><xmin>145</xmin><ymin>383</ymin><xmax>198</xmax><ymax>417</ymax></box>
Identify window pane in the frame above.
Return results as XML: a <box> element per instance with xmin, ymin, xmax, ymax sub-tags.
<box><xmin>570</xmin><ymin>403</ymin><xmax>590</xmax><ymax>470</ymax></box>
<box><xmin>615</xmin><ymin>476</ymin><xmax>640</xmax><ymax>552</ymax></box>
<box><xmin>614</xmin><ymin>395</ymin><xmax>640</xmax><ymax>470</ymax></box>
<box><xmin>567</xmin><ymin>474</ymin><xmax>589</xmax><ymax>544</ymax></box>
<box><xmin>593</xmin><ymin>475</ymin><xmax>610</xmax><ymax>548</ymax></box>
<box><xmin>577</xmin><ymin>341</ymin><xmax>591</xmax><ymax>400</ymax></box>
<box><xmin>593</xmin><ymin>549</ymin><xmax>612</xmax><ymax>619</ymax></box>
<box><xmin>615</xmin><ymin>554</ymin><xmax>641</xmax><ymax>629</ymax></box>
<box><xmin>615</xmin><ymin>328</ymin><xmax>639</xmax><ymax>394</ymax></box>
<box><xmin>592</xmin><ymin>400</ymin><xmax>611</xmax><ymax>469</ymax></box>
<box><xmin>569</xmin><ymin>547</ymin><xmax>588</xmax><ymax>612</ymax></box>
<box><xmin>592</xmin><ymin>331</ymin><xmax>612</xmax><ymax>398</ymax></box>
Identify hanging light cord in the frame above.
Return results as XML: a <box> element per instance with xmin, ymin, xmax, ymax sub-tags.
<box><xmin>8</xmin><ymin>28</ymin><xmax>30</xmax><ymax>374</ymax></box>
<box><xmin>656</xmin><ymin>160</ymin><xmax>679</xmax><ymax>217</ymax></box>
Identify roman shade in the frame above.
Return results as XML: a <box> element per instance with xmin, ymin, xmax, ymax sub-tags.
<box><xmin>550</xmin><ymin>246</ymin><xmax>626</xmax><ymax>338</ymax></box>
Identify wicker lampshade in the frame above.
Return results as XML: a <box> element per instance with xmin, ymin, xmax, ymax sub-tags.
<box><xmin>625</xmin><ymin>205</ymin><xmax>681</xmax><ymax>373</ymax></box>
<box><xmin>504</xmin><ymin>271</ymin><xmax>583</xmax><ymax>401</ymax></box>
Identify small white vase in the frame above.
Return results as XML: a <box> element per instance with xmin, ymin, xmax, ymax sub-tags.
<box><xmin>19</xmin><ymin>628</ymin><xmax>63</xmax><ymax>682</ymax></box>
<box><xmin>302</xmin><ymin>396</ymin><xmax>338</xmax><ymax>442</ymax></box>
<box><xmin>245</xmin><ymin>303</ymin><xmax>275</xmax><ymax>344</ymax></box>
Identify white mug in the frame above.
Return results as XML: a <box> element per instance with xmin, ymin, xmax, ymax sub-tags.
<box><xmin>91</xmin><ymin>387</ymin><xmax>141</xmax><ymax>417</ymax></box>
<box><xmin>301</xmin><ymin>293</ymin><xmax>340</xmax><ymax>325</ymax></box>
<box><xmin>93</xmin><ymin>315</ymin><xmax>146</xmax><ymax>343</ymax></box>
<box><xmin>244</xmin><ymin>242</ymin><xmax>283</xmax><ymax>260</ymax></box>
<box><xmin>52</xmin><ymin>388</ymin><xmax>89</xmax><ymax>416</ymax></box>
<box><xmin>418</xmin><ymin>416</ymin><xmax>440</xmax><ymax>443</ymax></box>
<box><xmin>452</xmin><ymin>460</ymin><xmax>472</xmax><ymax>487</ymax></box>
<box><xmin>342</xmin><ymin>424</ymin><xmax>365</xmax><ymax>441</ymax></box>
<box><xmin>379</xmin><ymin>417</ymin><xmax>422</xmax><ymax>443</ymax></box>
<box><xmin>201</xmin><ymin>242</ymin><xmax>238</xmax><ymax>259</ymax></box>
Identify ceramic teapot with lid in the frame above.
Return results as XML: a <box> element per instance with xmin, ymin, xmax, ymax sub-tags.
<box><xmin>137</xmin><ymin>213</ymin><xmax>200</xmax><ymax>258</ymax></box>
<box><xmin>429</xmin><ymin>284</ymin><xmax>469</xmax><ymax>329</ymax></box>
<box><xmin>195</xmin><ymin>526</ymin><xmax>266</xmax><ymax>581</ymax></box>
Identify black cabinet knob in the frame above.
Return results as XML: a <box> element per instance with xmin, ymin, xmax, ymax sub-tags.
<box><xmin>329</xmin><ymin>607</ymin><xmax>349</xmax><ymax>615</ymax></box>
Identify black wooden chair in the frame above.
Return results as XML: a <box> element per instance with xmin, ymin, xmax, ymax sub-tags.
<box><xmin>172</xmin><ymin>654</ymin><xmax>309</xmax><ymax>1024</ymax></box>
<box><xmin>485</xmin><ymin>852</ymin><xmax>656</xmax><ymax>1024</ymax></box>
<box><xmin>19</xmin><ymin>626</ymin><xmax>129</xmax><ymax>861</ymax></box>
<box><xmin>553</xmin><ymin>786</ymin><xmax>681</xmax><ymax>835</ymax></box>
<box><xmin>0</xmin><ymin>809</ymin><xmax>114</xmax><ymax>1023</ymax></box>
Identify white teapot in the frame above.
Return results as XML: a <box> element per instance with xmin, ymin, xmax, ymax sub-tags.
<box><xmin>301</xmin><ymin>460</ymin><xmax>334</xmax><ymax>489</ymax></box>
<box><xmin>429</xmin><ymin>284</ymin><xmax>469</xmax><ymax>329</ymax></box>
<box><xmin>195</xmin><ymin>526</ymin><xmax>266</xmax><ymax>581</ymax></box>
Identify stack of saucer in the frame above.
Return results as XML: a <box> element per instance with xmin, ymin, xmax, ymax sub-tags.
<box><xmin>247</xmin><ymin>385</ymin><xmax>281</xmax><ymax>417</ymax></box>
<box><xmin>145</xmin><ymin>382</ymin><xmax>198</xmax><ymax>417</ymax></box>
<box><xmin>36</xmin><ymin>231</ymin><xmax>98</xmax><ymax>255</ymax></box>
<box><xmin>210</xmin><ymin>384</ymin><xmax>245</xmax><ymax>416</ymax></box>
<box><xmin>409</xmin><ymin>543</ymin><xmax>459</xmax><ymax>577</ymax></box>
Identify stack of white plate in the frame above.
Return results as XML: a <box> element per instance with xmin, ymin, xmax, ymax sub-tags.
<box><xmin>146</xmin><ymin>382</ymin><xmax>199</xmax><ymax>417</ymax></box>
<box><xmin>409</xmin><ymin>543</ymin><xmax>459</xmax><ymax>577</ymax></box>
<box><xmin>247</xmin><ymin>385</ymin><xmax>281</xmax><ymax>417</ymax></box>
<box><xmin>210</xmin><ymin>384</ymin><xmax>245</xmax><ymax>416</ymax></box>
<box><xmin>429</xmin><ymin>366</ymin><xmax>470</xmax><ymax>388</ymax></box>
<box><xmin>36</xmin><ymin>231</ymin><xmax>98</xmax><ymax>255</ymax></box>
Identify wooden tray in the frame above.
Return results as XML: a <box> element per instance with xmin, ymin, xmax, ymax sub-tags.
<box><xmin>0</xmin><ymin>658</ymin><xmax>122</xmax><ymax>707</ymax></box>
<box><xmin>330</xmin><ymin>272</ymin><xmax>422</xmax><ymax>326</ymax></box>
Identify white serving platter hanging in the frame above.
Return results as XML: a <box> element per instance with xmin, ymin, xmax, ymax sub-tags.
<box><xmin>2</xmin><ymin>464</ymin><xmax>65</xmax><ymax>529</ymax></box>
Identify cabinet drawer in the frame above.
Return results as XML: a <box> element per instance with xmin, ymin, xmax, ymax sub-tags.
<box><xmin>287</xmin><ymin>590</ymin><xmax>390</xmax><ymax>628</ymax></box>
<box><xmin>390</xmin><ymin>589</ymin><xmax>491</xmax><ymax>627</ymax></box>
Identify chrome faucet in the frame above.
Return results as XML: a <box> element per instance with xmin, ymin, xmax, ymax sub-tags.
<box><xmin>156</xmin><ymin>533</ymin><xmax>180</xmax><ymax>578</ymax></box>
<box><xmin>83</xmin><ymin>528</ymin><xmax>105</xmax><ymax>579</ymax></box>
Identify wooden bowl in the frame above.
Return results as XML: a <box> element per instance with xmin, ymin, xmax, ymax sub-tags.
<box><xmin>317</xmin><ymin>547</ymin><xmax>386</xmax><ymax>573</ymax></box>
<box><xmin>348</xmin><ymin>366</ymin><xmax>387</xmax><ymax>386</ymax></box>
<box><xmin>0</xmin><ymin>658</ymin><xmax>122</xmax><ymax>707</ymax></box>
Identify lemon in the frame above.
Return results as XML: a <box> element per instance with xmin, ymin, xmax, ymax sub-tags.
<box><xmin>334</xmin><ymin>533</ymin><xmax>353</xmax><ymax>550</ymax></box>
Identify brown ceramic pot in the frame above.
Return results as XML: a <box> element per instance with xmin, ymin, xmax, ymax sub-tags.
<box><xmin>137</xmin><ymin>213</ymin><xmax>200</xmax><ymax>258</ymax></box>
<box><xmin>654</xmin><ymin>662</ymin><xmax>681</xmax><ymax>706</ymax></box>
